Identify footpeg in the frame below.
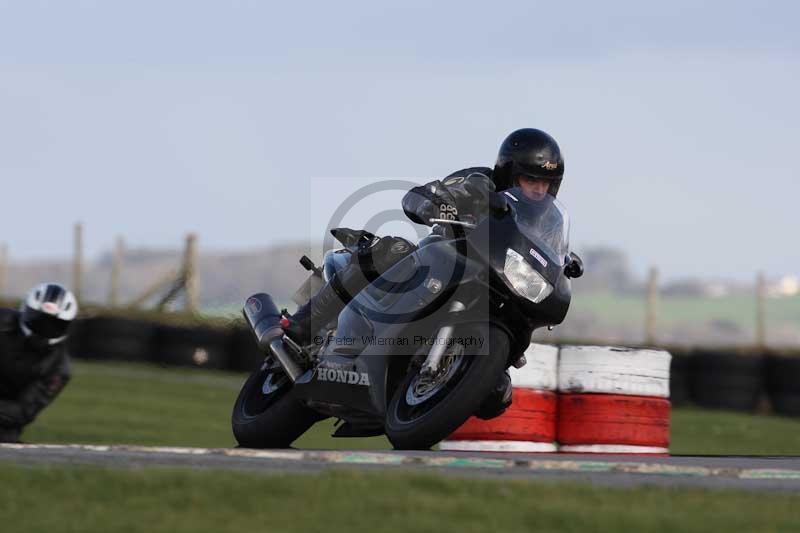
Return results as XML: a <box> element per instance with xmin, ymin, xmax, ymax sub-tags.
<box><xmin>332</xmin><ymin>422</ymin><xmax>385</xmax><ymax>438</ymax></box>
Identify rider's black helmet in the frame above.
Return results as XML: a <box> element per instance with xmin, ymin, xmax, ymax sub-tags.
<box><xmin>492</xmin><ymin>128</ymin><xmax>565</xmax><ymax>197</ymax></box>
<box><xmin>19</xmin><ymin>283</ymin><xmax>78</xmax><ymax>346</ymax></box>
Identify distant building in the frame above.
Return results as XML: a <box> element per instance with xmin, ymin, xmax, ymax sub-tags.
<box><xmin>661</xmin><ymin>279</ymin><xmax>730</xmax><ymax>298</ymax></box>
<box><xmin>769</xmin><ymin>275</ymin><xmax>800</xmax><ymax>297</ymax></box>
<box><xmin>577</xmin><ymin>246</ymin><xmax>635</xmax><ymax>292</ymax></box>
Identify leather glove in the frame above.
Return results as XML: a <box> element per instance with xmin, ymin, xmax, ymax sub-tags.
<box><xmin>402</xmin><ymin>181</ymin><xmax>460</xmax><ymax>225</ymax></box>
<box><xmin>446</xmin><ymin>172</ymin><xmax>496</xmax><ymax>217</ymax></box>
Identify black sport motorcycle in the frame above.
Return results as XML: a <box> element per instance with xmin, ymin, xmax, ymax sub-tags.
<box><xmin>231</xmin><ymin>187</ymin><xmax>578</xmax><ymax>449</ymax></box>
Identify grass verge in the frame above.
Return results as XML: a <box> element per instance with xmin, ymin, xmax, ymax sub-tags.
<box><xmin>1</xmin><ymin>465</ymin><xmax>799</xmax><ymax>533</ymax></box>
<box><xmin>21</xmin><ymin>360</ymin><xmax>800</xmax><ymax>455</ymax></box>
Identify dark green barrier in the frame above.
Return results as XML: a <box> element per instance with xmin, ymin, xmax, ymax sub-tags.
<box><xmin>664</xmin><ymin>346</ymin><xmax>691</xmax><ymax>407</ymax></box>
<box><xmin>688</xmin><ymin>348</ymin><xmax>766</xmax><ymax>412</ymax></box>
<box><xmin>77</xmin><ymin>316</ymin><xmax>158</xmax><ymax>362</ymax></box>
<box><xmin>155</xmin><ymin>324</ymin><xmax>231</xmax><ymax>370</ymax></box>
<box><xmin>766</xmin><ymin>350</ymin><xmax>800</xmax><ymax>416</ymax></box>
<box><xmin>228</xmin><ymin>326</ymin><xmax>264</xmax><ymax>372</ymax></box>
<box><xmin>9</xmin><ymin>300</ymin><xmax>799</xmax><ymax>417</ymax></box>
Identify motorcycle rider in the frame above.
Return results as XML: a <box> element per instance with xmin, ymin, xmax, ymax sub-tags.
<box><xmin>283</xmin><ymin>129</ymin><xmax>582</xmax><ymax>418</ymax></box>
<box><xmin>0</xmin><ymin>283</ymin><xmax>77</xmax><ymax>443</ymax></box>
<box><xmin>285</xmin><ymin>128</ymin><xmax>583</xmax><ymax>346</ymax></box>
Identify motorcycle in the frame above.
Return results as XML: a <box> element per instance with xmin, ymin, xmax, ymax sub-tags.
<box><xmin>231</xmin><ymin>186</ymin><xmax>577</xmax><ymax>449</ymax></box>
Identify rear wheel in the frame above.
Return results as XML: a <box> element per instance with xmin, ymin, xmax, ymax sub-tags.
<box><xmin>231</xmin><ymin>358</ymin><xmax>323</xmax><ymax>448</ymax></box>
<box><xmin>385</xmin><ymin>323</ymin><xmax>510</xmax><ymax>450</ymax></box>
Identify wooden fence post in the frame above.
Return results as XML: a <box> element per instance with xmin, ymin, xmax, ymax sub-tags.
<box><xmin>645</xmin><ymin>267</ymin><xmax>659</xmax><ymax>346</ymax></box>
<box><xmin>184</xmin><ymin>233</ymin><xmax>199</xmax><ymax>313</ymax></box>
<box><xmin>128</xmin><ymin>233</ymin><xmax>199</xmax><ymax>312</ymax></box>
<box><xmin>129</xmin><ymin>270</ymin><xmax>180</xmax><ymax>309</ymax></box>
<box><xmin>109</xmin><ymin>236</ymin><xmax>125</xmax><ymax>307</ymax></box>
<box><xmin>72</xmin><ymin>223</ymin><xmax>84</xmax><ymax>303</ymax></box>
<box><xmin>756</xmin><ymin>271</ymin><xmax>767</xmax><ymax>349</ymax></box>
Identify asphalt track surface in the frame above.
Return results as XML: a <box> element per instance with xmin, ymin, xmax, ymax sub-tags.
<box><xmin>3</xmin><ymin>444</ymin><xmax>800</xmax><ymax>492</ymax></box>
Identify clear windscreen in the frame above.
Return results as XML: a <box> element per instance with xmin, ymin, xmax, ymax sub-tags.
<box><xmin>503</xmin><ymin>187</ymin><xmax>570</xmax><ymax>265</ymax></box>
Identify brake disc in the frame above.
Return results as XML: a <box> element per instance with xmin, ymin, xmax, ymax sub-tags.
<box><xmin>406</xmin><ymin>348</ymin><xmax>464</xmax><ymax>406</ymax></box>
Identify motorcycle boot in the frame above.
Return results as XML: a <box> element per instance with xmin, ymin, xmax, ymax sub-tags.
<box><xmin>283</xmin><ymin>235</ymin><xmax>417</xmax><ymax>346</ymax></box>
<box><xmin>474</xmin><ymin>369</ymin><xmax>513</xmax><ymax>420</ymax></box>
<box><xmin>283</xmin><ymin>263</ymin><xmax>370</xmax><ymax>346</ymax></box>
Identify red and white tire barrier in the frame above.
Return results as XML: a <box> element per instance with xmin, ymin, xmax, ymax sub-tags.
<box><xmin>440</xmin><ymin>389</ymin><xmax>557</xmax><ymax>452</ymax></box>
<box><xmin>441</xmin><ymin>344</ymin><xmax>558</xmax><ymax>452</ymax></box>
<box><xmin>441</xmin><ymin>344</ymin><xmax>673</xmax><ymax>454</ymax></box>
<box><xmin>557</xmin><ymin>346</ymin><xmax>671</xmax><ymax>398</ymax></box>
<box><xmin>557</xmin><ymin>346</ymin><xmax>672</xmax><ymax>454</ymax></box>
<box><xmin>557</xmin><ymin>394</ymin><xmax>671</xmax><ymax>454</ymax></box>
<box><xmin>511</xmin><ymin>342</ymin><xmax>558</xmax><ymax>391</ymax></box>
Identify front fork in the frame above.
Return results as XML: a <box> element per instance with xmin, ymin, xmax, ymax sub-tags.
<box><xmin>419</xmin><ymin>301</ymin><xmax>466</xmax><ymax>377</ymax></box>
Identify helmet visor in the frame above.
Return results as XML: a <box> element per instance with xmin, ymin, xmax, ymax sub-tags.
<box><xmin>506</xmin><ymin>187</ymin><xmax>571</xmax><ymax>265</ymax></box>
<box><xmin>515</xmin><ymin>174</ymin><xmax>561</xmax><ymax>199</ymax></box>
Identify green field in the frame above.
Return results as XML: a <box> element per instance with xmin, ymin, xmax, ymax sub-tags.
<box><xmin>7</xmin><ymin>360</ymin><xmax>800</xmax><ymax>533</ymax></box>
<box><xmin>2</xmin><ymin>465</ymin><xmax>799</xmax><ymax>533</ymax></box>
<box><xmin>208</xmin><ymin>292</ymin><xmax>800</xmax><ymax>347</ymax></box>
<box><xmin>570</xmin><ymin>291</ymin><xmax>800</xmax><ymax>335</ymax></box>
<box><xmin>24</xmin><ymin>361</ymin><xmax>388</xmax><ymax>450</ymax></box>
<box><xmin>22</xmin><ymin>360</ymin><xmax>800</xmax><ymax>455</ymax></box>
<box><xmin>212</xmin><ymin>292</ymin><xmax>800</xmax><ymax>327</ymax></box>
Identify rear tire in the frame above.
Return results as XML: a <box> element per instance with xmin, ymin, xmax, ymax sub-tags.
<box><xmin>232</xmin><ymin>363</ymin><xmax>323</xmax><ymax>448</ymax></box>
<box><xmin>385</xmin><ymin>323</ymin><xmax>510</xmax><ymax>450</ymax></box>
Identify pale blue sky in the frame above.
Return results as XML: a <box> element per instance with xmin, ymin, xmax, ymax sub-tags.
<box><xmin>0</xmin><ymin>1</ymin><xmax>798</xmax><ymax>280</ymax></box>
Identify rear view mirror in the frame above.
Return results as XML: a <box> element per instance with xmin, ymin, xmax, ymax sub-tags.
<box><xmin>564</xmin><ymin>252</ymin><xmax>584</xmax><ymax>279</ymax></box>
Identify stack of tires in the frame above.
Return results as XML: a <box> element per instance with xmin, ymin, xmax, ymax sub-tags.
<box><xmin>440</xmin><ymin>344</ymin><xmax>559</xmax><ymax>452</ymax></box>
<box><xmin>72</xmin><ymin>316</ymin><xmax>158</xmax><ymax>363</ymax></box>
<box><xmin>557</xmin><ymin>346</ymin><xmax>672</xmax><ymax>454</ymax></box>
<box><xmin>442</xmin><ymin>345</ymin><xmax>673</xmax><ymax>454</ymax></box>
<box><xmin>68</xmin><ymin>314</ymin><xmax>235</xmax><ymax>370</ymax></box>
<box><xmin>766</xmin><ymin>349</ymin><xmax>800</xmax><ymax>416</ymax></box>
<box><xmin>155</xmin><ymin>323</ymin><xmax>231</xmax><ymax>370</ymax></box>
<box><xmin>227</xmin><ymin>325</ymin><xmax>266</xmax><ymax>372</ymax></box>
<box><xmin>665</xmin><ymin>345</ymin><xmax>691</xmax><ymax>407</ymax></box>
<box><xmin>688</xmin><ymin>348</ymin><xmax>765</xmax><ymax>412</ymax></box>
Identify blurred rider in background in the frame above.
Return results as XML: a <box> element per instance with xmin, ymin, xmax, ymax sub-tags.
<box><xmin>0</xmin><ymin>283</ymin><xmax>77</xmax><ymax>443</ymax></box>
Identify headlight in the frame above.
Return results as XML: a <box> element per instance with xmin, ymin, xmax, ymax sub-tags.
<box><xmin>503</xmin><ymin>249</ymin><xmax>553</xmax><ymax>303</ymax></box>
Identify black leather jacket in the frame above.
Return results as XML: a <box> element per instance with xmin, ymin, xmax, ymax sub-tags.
<box><xmin>402</xmin><ymin>166</ymin><xmax>583</xmax><ymax>276</ymax></box>
<box><xmin>0</xmin><ymin>308</ymin><xmax>71</xmax><ymax>438</ymax></box>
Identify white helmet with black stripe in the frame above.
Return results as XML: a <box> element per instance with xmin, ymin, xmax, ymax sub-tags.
<box><xmin>19</xmin><ymin>283</ymin><xmax>78</xmax><ymax>345</ymax></box>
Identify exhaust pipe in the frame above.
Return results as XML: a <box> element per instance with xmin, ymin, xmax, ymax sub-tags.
<box><xmin>242</xmin><ymin>293</ymin><xmax>304</xmax><ymax>382</ymax></box>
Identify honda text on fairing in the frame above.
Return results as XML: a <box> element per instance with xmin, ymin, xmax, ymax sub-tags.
<box><xmin>231</xmin><ymin>187</ymin><xmax>580</xmax><ymax>450</ymax></box>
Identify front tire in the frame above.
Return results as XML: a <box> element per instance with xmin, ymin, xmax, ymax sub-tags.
<box><xmin>232</xmin><ymin>362</ymin><xmax>323</xmax><ymax>448</ymax></box>
<box><xmin>385</xmin><ymin>323</ymin><xmax>510</xmax><ymax>450</ymax></box>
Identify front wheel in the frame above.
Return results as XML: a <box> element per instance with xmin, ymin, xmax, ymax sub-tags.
<box><xmin>232</xmin><ymin>359</ymin><xmax>323</xmax><ymax>448</ymax></box>
<box><xmin>385</xmin><ymin>323</ymin><xmax>510</xmax><ymax>450</ymax></box>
